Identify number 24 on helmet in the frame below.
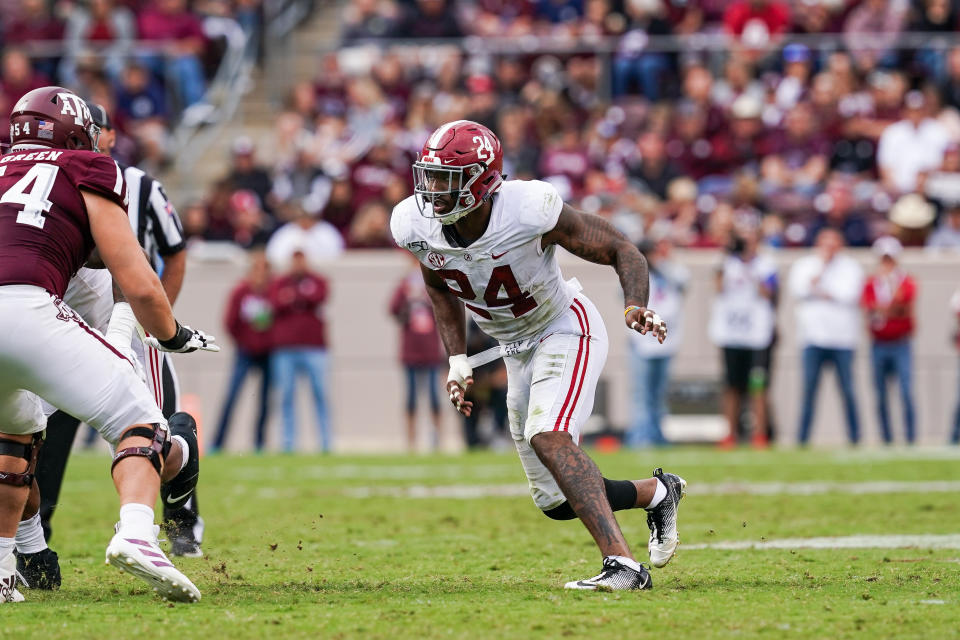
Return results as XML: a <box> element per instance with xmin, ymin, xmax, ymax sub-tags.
<box><xmin>413</xmin><ymin>120</ymin><xmax>504</xmax><ymax>225</ymax></box>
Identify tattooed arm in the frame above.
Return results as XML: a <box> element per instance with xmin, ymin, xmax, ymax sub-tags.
<box><xmin>542</xmin><ymin>203</ymin><xmax>650</xmax><ymax>307</ymax></box>
<box><xmin>541</xmin><ymin>203</ymin><xmax>666</xmax><ymax>341</ymax></box>
<box><xmin>420</xmin><ymin>263</ymin><xmax>474</xmax><ymax>416</ymax></box>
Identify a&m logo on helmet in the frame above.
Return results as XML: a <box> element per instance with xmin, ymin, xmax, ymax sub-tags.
<box><xmin>57</xmin><ymin>92</ymin><xmax>91</xmax><ymax>127</ymax></box>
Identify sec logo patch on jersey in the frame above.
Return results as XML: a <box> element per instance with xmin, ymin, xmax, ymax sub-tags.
<box><xmin>427</xmin><ymin>252</ymin><xmax>446</xmax><ymax>268</ymax></box>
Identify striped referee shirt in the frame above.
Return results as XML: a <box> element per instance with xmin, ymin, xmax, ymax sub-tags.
<box><xmin>123</xmin><ymin>165</ymin><xmax>186</xmax><ymax>273</ymax></box>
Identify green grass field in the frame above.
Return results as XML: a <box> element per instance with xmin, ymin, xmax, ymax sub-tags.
<box><xmin>4</xmin><ymin>447</ymin><xmax>960</xmax><ymax>639</ymax></box>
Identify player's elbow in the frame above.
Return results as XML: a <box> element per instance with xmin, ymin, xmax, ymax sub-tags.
<box><xmin>119</xmin><ymin>277</ymin><xmax>165</xmax><ymax>308</ymax></box>
<box><xmin>614</xmin><ymin>240</ymin><xmax>645</xmax><ymax>266</ymax></box>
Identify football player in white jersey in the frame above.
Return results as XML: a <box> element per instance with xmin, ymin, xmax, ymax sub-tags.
<box><xmin>391</xmin><ymin>120</ymin><xmax>687</xmax><ymax>591</ymax></box>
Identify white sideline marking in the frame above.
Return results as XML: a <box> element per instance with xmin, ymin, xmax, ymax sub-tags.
<box><xmin>694</xmin><ymin>480</ymin><xmax>960</xmax><ymax>496</ymax></box>
<box><xmin>684</xmin><ymin>534</ymin><xmax>960</xmax><ymax>551</ymax></box>
<box><xmin>347</xmin><ymin>484</ymin><xmax>529</xmax><ymax>499</ymax></box>
<box><xmin>346</xmin><ymin>480</ymin><xmax>960</xmax><ymax>499</ymax></box>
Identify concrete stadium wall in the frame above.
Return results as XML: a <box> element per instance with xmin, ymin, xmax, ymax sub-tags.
<box><xmin>171</xmin><ymin>248</ymin><xmax>960</xmax><ymax>452</ymax></box>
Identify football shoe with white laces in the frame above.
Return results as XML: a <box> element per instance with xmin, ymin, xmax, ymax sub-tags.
<box><xmin>646</xmin><ymin>468</ymin><xmax>686</xmax><ymax>568</ymax></box>
<box><xmin>564</xmin><ymin>556</ymin><xmax>652</xmax><ymax>591</ymax></box>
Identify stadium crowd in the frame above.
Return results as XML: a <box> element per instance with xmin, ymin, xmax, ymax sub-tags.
<box><xmin>0</xmin><ymin>0</ymin><xmax>262</xmax><ymax>172</ymax></box>
<box><xmin>194</xmin><ymin>0</ymin><xmax>960</xmax><ymax>450</ymax></box>
<box><xmin>179</xmin><ymin>0</ymin><xmax>960</xmax><ymax>257</ymax></box>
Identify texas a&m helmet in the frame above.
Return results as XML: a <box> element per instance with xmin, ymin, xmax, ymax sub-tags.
<box><xmin>9</xmin><ymin>86</ymin><xmax>100</xmax><ymax>152</ymax></box>
<box><xmin>413</xmin><ymin>120</ymin><xmax>504</xmax><ymax>224</ymax></box>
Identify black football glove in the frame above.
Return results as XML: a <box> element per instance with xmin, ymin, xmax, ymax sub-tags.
<box><xmin>145</xmin><ymin>322</ymin><xmax>220</xmax><ymax>353</ymax></box>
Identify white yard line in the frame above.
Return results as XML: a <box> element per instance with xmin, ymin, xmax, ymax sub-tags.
<box><xmin>694</xmin><ymin>480</ymin><xmax>960</xmax><ymax>495</ymax></box>
<box><xmin>345</xmin><ymin>480</ymin><xmax>960</xmax><ymax>499</ymax></box>
<box><xmin>684</xmin><ymin>534</ymin><xmax>960</xmax><ymax>551</ymax></box>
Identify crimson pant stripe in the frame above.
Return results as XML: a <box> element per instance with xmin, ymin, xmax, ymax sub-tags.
<box><xmin>152</xmin><ymin>349</ymin><xmax>163</xmax><ymax>409</ymax></box>
<box><xmin>153</xmin><ymin>349</ymin><xmax>161</xmax><ymax>407</ymax></box>
<box><xmin>70</xmin><ymin>315</ymin><xmax>130</xmax><ymax>364</ymax></box>
<box><xmin>554</xmin><ymin>304</ymin><xmax>586</xmax><ymax>431</ymax></box>
<box><xmin>144</xmin><ymin>332</ymin><xmax>161</xmax><ymax>407</ymax></box>
<box><xmin>149</xmin><ymin>343</ymin><xmax>158</xmax><ymax>405</ymax></box>
<box><xmin>563</xmin><ymin>299</ymin><xmax>592</xmax><ymax>432</ymax></box>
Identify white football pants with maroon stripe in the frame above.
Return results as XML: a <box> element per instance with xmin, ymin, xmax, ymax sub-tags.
<box><xmin>65</xmin><ymin>267</ymin><xmax>176</xmax><ymax>415</ymax></box>
<box><xmin>505</xmin><ymin>293</ymin><xmax>609</xmax><ymax>511</ymax></box>
<box><xmin>0</xmin><ymin>285</ymin><xmax>165</xmax><ymax>443</ymax></box>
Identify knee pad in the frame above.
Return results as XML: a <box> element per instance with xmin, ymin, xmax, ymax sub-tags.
<box><xmin>0</xmin><ymin>433</ymin><xmax>42</xmax><ymax>487</ymax></box>
<box><xmin>111</xmin><ymin>423</ymin><xmax>170</xmax><ymax>476</ymax></box>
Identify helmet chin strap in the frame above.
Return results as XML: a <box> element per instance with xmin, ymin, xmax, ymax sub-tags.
<box><xmin>439</xmin><ymin>203</ymin><xmax>480</xmax><ymax>225</ymax></box>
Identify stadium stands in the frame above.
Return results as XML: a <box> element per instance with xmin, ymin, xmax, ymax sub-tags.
<box><xmin>179</xmin><ymin>0</ymin><xmax>960</xmax><ymax>256</ymax></box>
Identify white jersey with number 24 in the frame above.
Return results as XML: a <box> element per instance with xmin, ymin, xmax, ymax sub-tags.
<box><xmin>391</xmin><ymin>179</ymin><xmax>575</xmax><ymax>343</ymax></box>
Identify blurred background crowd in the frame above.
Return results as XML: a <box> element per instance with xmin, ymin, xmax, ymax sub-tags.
<box><xmin>177</xmin><ymin>0</ymin><xmax>960</xmax><ymax>257</ymax></box>
<box><xmin>0</xmin><ymin>0</ymin><xmax>262</xmax><ymax>172</ymax></box>
<box><xmin>6</xmin><ymin>0</ymin><xmax>960</xmax><ymax>451</ymax></box>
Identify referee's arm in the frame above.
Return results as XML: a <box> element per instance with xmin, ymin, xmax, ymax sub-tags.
<box><xmin>160</xmin><ymin>250</ymin><xmax>186</xmax><ymax>305</ymax></box>
<box><xmin>146</xmin><ymin>178</ymin><xmax>188</xmax><ymax>305</ymax></box>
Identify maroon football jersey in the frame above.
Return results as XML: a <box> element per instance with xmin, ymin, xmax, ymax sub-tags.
<box><xmin>0</xmin><ymin>147</ymin><xmax>127</xmax><ymax>297</ymax></box>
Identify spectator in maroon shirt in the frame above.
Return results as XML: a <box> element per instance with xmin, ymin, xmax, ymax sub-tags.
<box><xmin>212</xmin><ymin>249</ymin><xmax>275</xmax><ymax>452</ymax></box>
<box><xmin>4</xmin><ymin>0</ymin><xmax>64</xmax><ymax>79</ymax></box>
<box><xmin>390</xmin><ymin>257</ymin><xmax>446</xmax><ymax>451</ymax></box>
<box><xmin>539</xmin><ymin>128</ymin><xmax>591</xmax><ymax>197</ymax></box>
<box><xmin>269</xmin><ymin>251</ymin><xmax>332</xmax><ymax>452</ymax></box>
<box><xmin>4</xmin><ymin>0</ymin><xmax>64</xmax><ymax>44</ymax></box>
<box><xmin>350</xmin><ymin>141</ymin><xmax>409</xmax><ymax>210</ymax></box>
<box><xmin>0</xmin><ymin>49</ymin><xmax>49</xmax><ymax>101</ymax></box>
<box><xmin>137</xmin><ymin>0</ymin><xmax>209</xmax><ymax>108</ymax></box>
<box><xmin>681</xmin><ymin>63</ymin><xmax>727</xmax><ymax>137</ymax></box>
<box><xmin>666</xmin><ymin>101</ymin><xmax>718</xmax><ymax>179</ymax></box>
<box><xmin>761</xmin><ymin>102</ymin><xmax>830</xmax><ymax>194</ymax></box>
<box><xmin>712</xmin><ymin>93</ymin><xmax>773</xmax><ymax>175</ymax></box>
<box><xmin>63</xmin><ymin>0</ymin><xmax>135</xmax><ymax>84</ymax></box>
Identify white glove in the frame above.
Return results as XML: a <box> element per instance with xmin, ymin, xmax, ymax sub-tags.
<box><xmin>144</xmin><ymin>322</ymin><xmax>220</xmax><ymax>353</ymax></box>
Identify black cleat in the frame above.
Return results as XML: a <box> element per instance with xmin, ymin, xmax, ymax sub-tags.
<box><xmin>167</xmin><ymin>516</ymin><xmax>203</xmax><ymax>558</ymax></box>
<box><xmin>564</xmin><ymin>557</ymin><xmax>652</xmax><ymax>591</ymax></box>
<box><xmin>161</xmin><ymin>412</ymin><xmax>200</xmax><ymax>511</ymax></box>
<box><xmin>15</xmin><ymin>548</ymin><xmax>61</xmax><ymax>590</ymax></box>
<box><xmin>646</xmin><ymin>468</ymin><xmax>686</xmax><ymax>568</ymax></box>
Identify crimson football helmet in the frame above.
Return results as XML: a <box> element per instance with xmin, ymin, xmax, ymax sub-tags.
<box><xmin>413</xmin><ymin>119</ymin><xmax>504</xmax><ymax>224</ymax></box>
<box><xmin>9</xmin><ymin>86</ymin><xmax>100</xmax><ymax>152</ymax></box>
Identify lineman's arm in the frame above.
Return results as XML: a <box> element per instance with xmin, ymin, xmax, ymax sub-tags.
<box><xmin>85</xmin><ymin>190</ymin><xmax>177</xmax><ymax>340</ymax></box>
<box><xmin>541</xmin><ymin>203</ymin><xmax>665</xmax><ymax>342</ymax></box>
<box><xmin>420</xmin><ymin>263</ymin><xmax>473</xmax><ymax>416</ymax></box>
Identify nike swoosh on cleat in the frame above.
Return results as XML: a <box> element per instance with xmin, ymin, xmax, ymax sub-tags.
<box><xmin>491</xmin><ymin>250</ymin><xmax>509</xmax><ymax>259</ymax></box>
